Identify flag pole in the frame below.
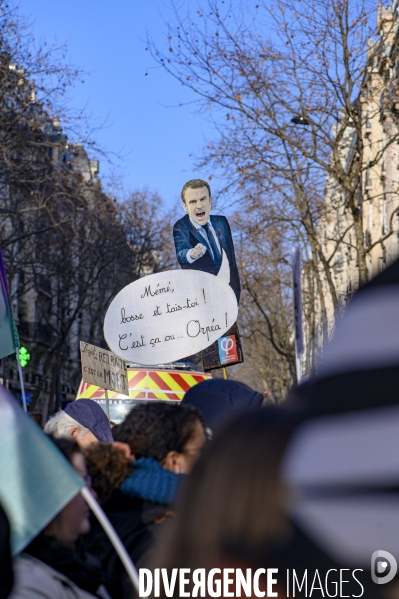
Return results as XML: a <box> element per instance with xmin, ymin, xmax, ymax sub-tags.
<box><xmin>292</xmin><ymin>247</ymin><xmax>305</xmax><ymax>384</ymax></box>
<box><xmin>16</xmin><ymin>351</ymin><xmax>27</xmax><ymax>413</ymax></box>
<box><xmin>81</xmin><ymin>487</ymin><xmax>140</xmax><ymax>592</ymax></box>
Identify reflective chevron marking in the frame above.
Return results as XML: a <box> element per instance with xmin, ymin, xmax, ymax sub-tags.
<box><xmin>76</xmin><ymin>368</ymin><xmax>211</xmax><ymax>401</ymax></box>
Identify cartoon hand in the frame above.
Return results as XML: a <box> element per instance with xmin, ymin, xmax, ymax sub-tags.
<box><xmin>190</xmin><ymin>243</ymin><xmax>206</xmax><ymax>260</ymax></box>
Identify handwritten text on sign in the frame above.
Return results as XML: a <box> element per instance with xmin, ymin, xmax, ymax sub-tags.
<box><xmin>80</xmin><ymin>341</ymin><xmax>129</xmax><ymax>395</ymax></box>
<box><xmin>103</xmin><ymin>257</ymin><xmax>238</xmax><ymax>365</ymax></box>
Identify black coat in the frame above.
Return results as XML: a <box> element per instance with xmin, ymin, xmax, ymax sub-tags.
<box><xmin>83</xmin><ymin>491</ymin><xmax>170</xmax><ymax>599</ymax></box>
<box><xmin>0</xmin><ymin>503</ymin><xmax>13</xmax><ymax>599</ymax></box>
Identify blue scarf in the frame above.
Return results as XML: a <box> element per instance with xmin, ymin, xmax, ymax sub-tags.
<box><xmin>120</xmin><ymin>457</ymin><xmax>184</xmax><ymax>505</ymax></box>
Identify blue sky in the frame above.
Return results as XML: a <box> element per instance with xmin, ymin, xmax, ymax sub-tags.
<box><xmin>19</xmin><ymin>1</ymin><xmax>218</xmax><ymax>207</ymax></box>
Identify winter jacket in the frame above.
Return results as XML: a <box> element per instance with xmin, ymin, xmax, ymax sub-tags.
<box><xmin>9</xmin><ymin>554</ymin><xmax>110</xmax><ymax>599</ymax></box>
<box><xmin>84</xmin><ymin>459</ymin><xmax>180</xmax><ymax>599</ymax></box>
<box><xmin>85</xmin><ymin>493</ymin><xmax>169</xmax><ymax>598</ymax></box>
<box><xmin>0</xmin><ymin>503</ymin><xmax>13</xmax><ymax>599</ymax></box>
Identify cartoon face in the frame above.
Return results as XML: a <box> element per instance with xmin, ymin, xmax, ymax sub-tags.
<box><xmin>183</xmin><ymin>186</ymin><xmax>212</xmax><ymax>226</ymax></box>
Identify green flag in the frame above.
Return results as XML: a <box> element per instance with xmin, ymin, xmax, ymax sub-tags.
<box><xmin>0</xmin><ymin>247</ymin><xmax>19</xmax><ymax>359</ymax></box>
<box><xmin>0</xmin><ymin>385</ymin><xmax>84</xmax><ymax>554</ymax></box>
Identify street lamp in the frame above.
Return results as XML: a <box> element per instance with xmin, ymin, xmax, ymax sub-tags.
<box><xmin>291</xmin><ymin>115</ymin><xmax>311</xmax><ymax>125</ymax></box>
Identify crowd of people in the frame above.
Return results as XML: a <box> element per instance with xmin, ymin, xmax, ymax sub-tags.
<box><xmin>2</xmin><ymin>257</ymin><xmax>399</xmax><ymax>599</ymax></box>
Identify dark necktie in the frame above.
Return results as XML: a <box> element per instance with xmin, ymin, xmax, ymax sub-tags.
<box><xmin>202</xmin><ymin>222</ymin><xmax>221</xmax><ymax>267</ymax></box>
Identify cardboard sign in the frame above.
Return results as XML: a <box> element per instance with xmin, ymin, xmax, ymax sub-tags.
<box><xmin>80</xmin><ymin>341</ymin><xmax>129</xmax><ymax>396</ymax></box>
<box><xmin>218</xmin><ymin>334</ymin><xmax>239</xmax><ymax>365</ymax></box>
<box><xmin>104</xmin><ymin>251</ymin><xmax>238</xmax><ymax>365</ymax></box>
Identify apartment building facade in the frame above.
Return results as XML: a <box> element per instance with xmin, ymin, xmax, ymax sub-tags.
<box><xmin>318</xmin><ymin>1</ymin><xmax>399</xmax><ymax>335</ymax></box>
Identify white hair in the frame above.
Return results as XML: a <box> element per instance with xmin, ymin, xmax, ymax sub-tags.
<box><xmin>44</xmin><ymin>410</ymin><xmax>90</xmax><ymax>439</ymax></box>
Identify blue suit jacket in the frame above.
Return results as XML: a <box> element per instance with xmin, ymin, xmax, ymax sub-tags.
<box><xmin>173</xmin><ymin>214</ymin><xmax>241</xmax><ymax>303</ymax></box>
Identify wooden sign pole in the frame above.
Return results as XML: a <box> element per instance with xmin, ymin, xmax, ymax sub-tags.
<box><xmin>105</xmin><ymin>389</ymin><xmax>110</xmax><ymax>420</ymax></box>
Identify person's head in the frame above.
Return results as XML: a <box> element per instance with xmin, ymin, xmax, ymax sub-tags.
<box><xmin>44</xmin><ymin>437</ymin><xmax>90</xmax><ymax>546</ymax></box>
<box><xmin>85</xmin><ymin>443</ymin><xmax>133</xmax><ymax>505</ymax></box>
<box><xmin>113</xmin><ymin>402</ymin><xmax>206</xmax><ymax>474</ymax></box>
<box><xmin>150</xmin><ymin>407</ymin><xmax>295</xmax><ymax>575</ymax></box>
<box><xmin>181</xmin><ymin>179</ymin><xmax>212</xmax><ymax>226</ymax></box>
<box><xmin>182</xmin><ymin>379</ymin><xmax>264</xmax><ymax>433</ymax></box>
<box><xmin>44</xmin><ymin>400</ymin><xmax>113</xmax><ymax>448</ymax></box>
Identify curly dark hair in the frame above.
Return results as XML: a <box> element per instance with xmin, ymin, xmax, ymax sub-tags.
<box><xmin>113</xmin><ymin>402</ymin><xmax>205</xmax><ymax>462</ymax></box>
<box><xmin>85</xmin><ymin>443</ymin><xmax>133</xmax><ymax>505</ymax></box>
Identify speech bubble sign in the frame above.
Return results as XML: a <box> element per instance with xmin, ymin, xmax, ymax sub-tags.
<box><xmin>104</xmin><ymin>251</ymin><xmax>238</xmax><ymax>365</ymax></box>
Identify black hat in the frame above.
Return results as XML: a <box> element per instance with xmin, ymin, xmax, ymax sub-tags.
<box><xmin>282</xmin><ymin>403</ymin><xmax>399</xmax><ymax>568</ymax></box>
<box><xmin>65</xmin><ymin>399</ymin><xmax>113</xmax><ymax>443</ymax></box>
<box><xmin>182</xmin><ymin>379</ymin><xmax>263</xmax><ymax>430</ymax></box>
<box><xmin>281</xmin><ymin>258</ymin><xmax>399</xmax><ymax>576</ymax></box>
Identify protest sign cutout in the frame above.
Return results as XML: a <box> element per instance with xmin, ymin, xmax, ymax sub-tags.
<box><xmin>80</xmin><ymin>341</ymin><xmax>129</xmax><ymax>396</ymax></box>
<box><xmin>104</xmin><ymin>251</ymin><xmax>238</xmax><ymax>365</ymax></box>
